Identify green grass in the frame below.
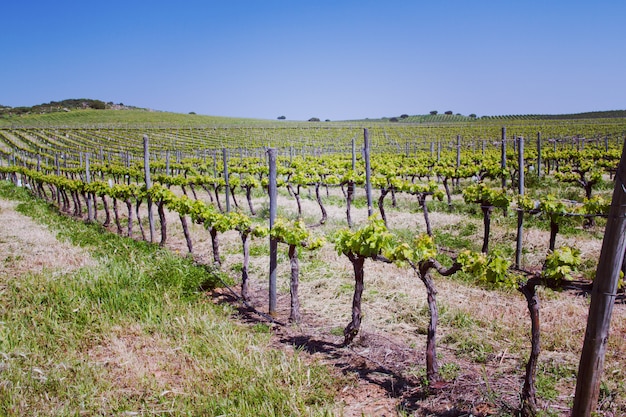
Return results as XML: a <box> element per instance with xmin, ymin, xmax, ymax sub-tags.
<box><xmin>0</xmin><ymin>181</ymin><xmax>338</xmax><ymax>416</ymax></box>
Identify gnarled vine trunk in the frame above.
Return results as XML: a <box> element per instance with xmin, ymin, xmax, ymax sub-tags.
<box><xmin>245</xmin><ymin>186</ymin><xmax>256</xmax><ymax>215</ymax></box>
<box><xmin>287</xmin><ymin>184</ymin><xmax>302</xmax><ymax>218</ymax></box>
<box><xmin>549</xmin><ymin>218</ymin><xmax>559</xmax><ymax>252</ymax></box>
<box><xmin>126</xmin><ymin>199</ymin><xmax>133</xmax><ymax>237</ymax></box>
<box><xmin>136</xmin><ymin>199</ymin><xmax>145</xmax><ymax>241</ymax></box>
<box><xmin>519</xmin><ymin>277</ymin><xmax>541</xmax><ymax>417</ymax></box>
<box><xmin>481</xmin><ymin>205</ymin><xmax>493</xmax><ymax>253</ymax></box>
<box><xmin>179</xmin><ymin>215</ymin><xmax>192</xmax><ymax>253</ymax></box>
<box><xmin>210</xmin><ymin>227</ymin><xmax>221</xmax><ymax>265</ymax></box>
<box><xmin>112</xmin><ymin>198</ymin><xmax>122</xmax><ymax>234</ymax></box>
<box><xmin>157</xmin><ymin>201</ymin><xmax>167</xmax><ymax>246</ymax></box>
<box><xmin>289</xmin><ymin>244</ymin><xmax>301</xmax><ymax>324</ymax></box>
<box><xmin>102</xmin><ymin>196</ymin><xmax>111</xmax><ymax>227</ymax></box>
<box><xmin>314</xmin><ymin>183</ymin><xmax>327</xmax><ymax>226</ymax></box>
<box><xmin>417</xmin><ymin>194</ymin><xmax>432</xmax><ymax>236</ymax></box>
<box><xmin>241</xmin><ymin>232</ymin><xmax>250</xmax><ymax>300</ymax></box>
<box><xmin>443</xmin><ymin>177</ymin><xmax>452</xmax><ymax>210</ymax></box>
<box><xmin>378</xmin><ymin>187</ymin><xmax>391</xmax><ymax>227</ymax></box>
<box><xmin>346</xmin><ymin>181</ymin><xmax>354</xmax><ymax>228</ymax></box>
<box><xmin>343</xmin><ymin>255</ymin><xmax>366</xmax><ymax>346</ymax></box>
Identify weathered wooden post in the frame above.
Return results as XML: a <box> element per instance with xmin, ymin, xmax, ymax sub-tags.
<box><xmin>364</xmin><ymin>128</ymin><xmax>373</xmax><ymax>217</ymax></box>
<box><xmin>222</xmin><ymin>148</ymin><xmax>231</xmax><ymax>213</ymax></box>
<box><xmin>536</xmin><ymin>132</ymin><xmax>542</xmax><ymax>178</ymax></box>
<box><xmin>267</xmin><ymin>148</ymin><xmax>278</xmax><ymax>316</ymax></box>
<box><xmin>456</xmin><ymin>134</ymin><xmax>462</xmax><ymax>187</ymax></box>
<box><xmin>572</xmin><ymin>138</ymin><xmax>626</xmax><ymax>416</ymax></box>
<box><xmin>143</xmin><ymin>135</ymin><xmax>155</xmax><ymax>243</ymax></box>
<box><xmin>515</xmin><ymin>136</ymin><xmax>524</xmax><ymax>268</ymax></box>
<box><xmin>501</xmin><ymin>127</ymin><xmax>507</xmax><ymax>189</ymax></box>
<box><xmin>86</xmin><ymin>153</ymin><xmax>94</xmax><ymax>222</ymax></box>
<box><xmin>435</xmin><ymin>138</ymin><xmax>440</xmax><ymax>162</ymax></box>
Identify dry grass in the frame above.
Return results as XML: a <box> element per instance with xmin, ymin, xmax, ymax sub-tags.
<box><xmin>87</xmin><ymin>324</ymin><xmax>196</xmax><ymax>407</ymax></box>
<box><xmin>0</xmin><ymin>189</ymin><xmax>339</xmax><ymax>416</ymax></box>
<box><xmin>0</xmin><ymin>199</ymin><xmax>95</xmax><ymax>279</ymax></box>
<box><xmin>96</xmin><ymin>182</ymin><xmax>626</xmax><ymax>415</ymax></box>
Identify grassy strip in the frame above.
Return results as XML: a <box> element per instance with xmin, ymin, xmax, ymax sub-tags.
<box><xmin>0</xmin><ymin>182</ymin><xmax>337</xmax><ymax>416</ymax></box>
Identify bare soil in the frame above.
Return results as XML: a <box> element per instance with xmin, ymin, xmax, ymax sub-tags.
<box><xmin>3</xmin><ymin>189</ymin><xmax>625</xmax><ymax>416</ymax></box>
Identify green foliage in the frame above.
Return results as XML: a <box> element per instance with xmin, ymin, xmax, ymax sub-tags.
<box><xmin>457</xmin><ymin>250</ymin><xmax>516</xmax><ymax>288</ymax></box>
<box><xmin>389</xmin><ymin>234</ymin><xmax>437</xmax><ymax>265</ymax></box>
<box><xmin>227</xmin><ymin>211</ymin><xmax>268</xmax><ymax>238</ymax></box>
<box><xmin>462</xmin><ymin>183</ymin><xmax>510</xmax><ymax>209</ymax></box>
<box><xmin>581</xmin><ymin>195</ymin><xmax>610</xmax><ymax>216</ymax></box>
<box><xmin>333</xmin><ymin>215</ymin><xmax>392</xmax><ymax>259</ymax></box>
<box><xmin>516</xmin><ymin>194</ymin><xmax>538</xmax><ymax>212</ymax></box>
<box><xmin>271</xmin><ymin>218</ymin><xmax>324</xmax><ymax>249</ymax></box>
<box><xmin>539</xmin><ymin>195</ymin><xmax>568</xmax><ymax>217</ymax></box>
<box><xmin>543</xmin><ymin>247</ymin><xmax>581</xmax><ymax>283</ymax></box>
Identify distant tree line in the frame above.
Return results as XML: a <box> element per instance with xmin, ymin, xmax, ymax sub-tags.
<box><xmin>0</xmin><ymin>99</ymin><xmax>132</xmax><ymax>116</ymax></box>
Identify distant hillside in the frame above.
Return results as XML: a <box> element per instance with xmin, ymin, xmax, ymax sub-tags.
<box><xmin>0</xmin><ymin>107</ymin><xmax>276</xmax><ymax>128</ymax></box>
<box><xmin>359</xmin><ymin>110</ymin><xmax>626</xmax><ymax>123</ymax></box>
<box><xmin>3</xmin><ymin>99</ymin><xmax>625</xmax><ymax>125</ymax></box>
<box><xmin>0</xmin><ymin>99</ymin><xmax>141</xmax><ymax>116</ymax></box>
<box><xmin>479</xmin><ymin>110</ymin><xmax>626</xmax><ymax>121</ymax></box>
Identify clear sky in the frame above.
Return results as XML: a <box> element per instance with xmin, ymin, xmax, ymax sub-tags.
<box><xmin>2</xmin><ymin>1</ymin><xmax>625</xmax><ymax>121</ymax></box>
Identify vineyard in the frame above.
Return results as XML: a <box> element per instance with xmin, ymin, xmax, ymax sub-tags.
<box><xmin>2</xmin><ymin>114</ymin><xmax>626</xmax><ymax>416</ymax></box>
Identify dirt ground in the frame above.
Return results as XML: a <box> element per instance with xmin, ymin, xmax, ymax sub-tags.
<box><xmin>2</xmin><ymin>189</ymin><xmax>625</xmax><ymax>416</ymax></box>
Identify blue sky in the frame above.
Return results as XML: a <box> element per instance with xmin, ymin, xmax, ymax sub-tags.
<box><xmin>2</xmin><ymin>1</ymin><xmax>625</xmax><ymax>121</ymax></box>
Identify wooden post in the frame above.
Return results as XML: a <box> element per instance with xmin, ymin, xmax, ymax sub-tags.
<box><xmin>267</xmin><ymin>148</ymin><xmax>278</xmax><ymax>316</ymax></box>
<box><xmin>437</xmin><ymin>139</ymin><xmax>441</xmax><ymax>162</ymax></box>
<box><xmin>572</xmin><ymin>138</ymin><xmax>626</xmax><ymax>416</ymax></box>
<box><xmin>456</xmin><ymin>135</ymin><xmax>461</xmax><ymax>169</ymax></box>
<box><xmin>352</xmin><ymin>137</ymin><xmax>356</xmax><ymax>171</ymax></box>
<box><xmin>223</xmin><ymin>148</ymin><xmax>231</xmax><ymax>213</ymax></box>
<box><xmin>515</xmin><ymin>137</ymin><xmax>524</xmax><ymax>268</ymax></box>
<box><xmin>143</xmin><ymin>135</ymin><xmax>155</xmax><ymax>243</ymax></box>
<box><xmin>501</xmin><ymin>127</ymin><xmax>507</xmax><ymax>189</ymax></box>
<box><xmin>456</xmin><ymin>135</ymin><xmax>461</xmax><ymax>187</ymax></box>
<box><xmin>165</xmin><ymin>150</ymin><xmax>170</xmax><ymax>176</ymax></box>
<box><xmin>364</xmin><ymin>128</ymin><xmax>373</xmax><ymax>217</ymax></box>
<box><xmin>536</xmin><ymin>132</ymin><xmax>542</xmax><ymax>178</ymax></box>
<box><xmin>86</xmin><ymin>153</ymin><xmax>94</xmax><ymax>222</ymax></box>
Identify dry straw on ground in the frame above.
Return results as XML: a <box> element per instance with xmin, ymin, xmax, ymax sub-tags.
<box><xmin>10</xmin><ymin>181</ymin><xmax>622</xmax><ymax>415</ymax></box>
<box><xmin>0</xmin><ymin>199</ymin><xmax>94</xmax><ymax>279</ymax></box>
